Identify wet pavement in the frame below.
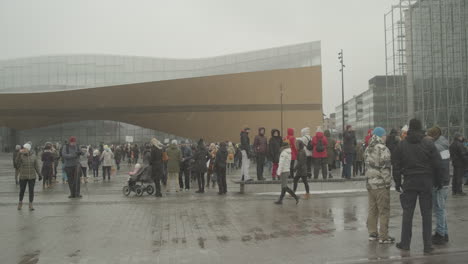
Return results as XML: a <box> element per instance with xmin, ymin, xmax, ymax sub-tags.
<box><xmin>1</xmin><ymin>153</ymin><xmax>468</xmax><ymax>263</ymax></box>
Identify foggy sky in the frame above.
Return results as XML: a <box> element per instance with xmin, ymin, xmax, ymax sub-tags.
<box><xmin>0</xmin><ymin>0</ymin><xmax>396</xmax><ymax>115</ymax></box>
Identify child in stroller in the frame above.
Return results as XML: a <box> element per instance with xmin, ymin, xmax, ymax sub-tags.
<box><xmin>122</xmin><ymin>163</ymin><xmax>155</xmax><ymax>196</ymax></box>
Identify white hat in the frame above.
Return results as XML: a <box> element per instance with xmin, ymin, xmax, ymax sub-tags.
<box><xmin>23</xmin><ymin>143</ymin><xmax>31</xmax><ymax>151</ymax></box>
<box><xmin>171</xmin><ymin>139</ymin><xmax>178</xmax><ymax>145</ymax></box>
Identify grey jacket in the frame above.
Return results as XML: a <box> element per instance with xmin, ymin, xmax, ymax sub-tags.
<box><xmin>61</xmin><ymin>144</ymin><xmax>80</xmax><ymax>168</ymax></box>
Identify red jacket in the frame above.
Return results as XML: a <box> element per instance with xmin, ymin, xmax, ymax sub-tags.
<box><xmin>286</xmin><ymin>128</ymin><xmax>297</xmax><ymax>160</ymax></box>
<box><xmin>311</xmin><ymin>132</ymin><xmax>328</xmax><ymax>158</ymax></box>
<box><xmin>365</xmin><ymin>129</ymin><xmax>373</xmax><ymax>147</ymax></box>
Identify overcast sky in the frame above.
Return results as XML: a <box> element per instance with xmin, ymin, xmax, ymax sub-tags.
<box><xmin>0</xmin><ymin>0</ymin><xmax>396</xmax><ymax>115</ymax></box>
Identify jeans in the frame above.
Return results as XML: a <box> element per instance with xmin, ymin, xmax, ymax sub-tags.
<box><xmin>433</xmin><ymin>186</ymin><xmax>449</xmax><ymax>236</ymax></box>
<box><xmin>344</xmin><ymin>153</ymin><xmax>354</xmax><ymax>179</ymax></box>
<box><xmin>19</xmin><ymin>179</ymin><xmax>36</xmax><ymax>203</ymax></box>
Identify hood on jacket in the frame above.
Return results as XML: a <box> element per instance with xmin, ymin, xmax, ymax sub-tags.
<box><xmin>367</xmin><ymin>129</ymin><xmax>373</xmax><ymax>136</ymax></box>
<box><xmin>315</xmin><ymin>131</ymin><xmax>324</xmax><ymax>139</ymax></box>
<box><xmin>258</xmin><ymin>127</ymin><xmax>265</xmax><ymax>136</ymax></box>
<box><xmin>287</xmin><ymin>128</ymin><xmax>295</xmax><ymax>137</ymax></box>
<box><xmin>301</xmin><ymin>127</ymin><xmax>311</xmax><ymax>137</ymax></box>
<box><xmin>271</xmin><ymin>129</ymin><xmax>281</xmax><ymax>138</ymax></box>
<box><xmin>407</xmin><ymin>129</ymin><xmax>425</xmax><ymax>144</ymax></box>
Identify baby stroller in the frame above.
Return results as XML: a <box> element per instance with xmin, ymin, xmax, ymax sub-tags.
<box><xmin>123</xmin><ymin>164</ymin><xmax>154</xmax><ymax>196</ymax></box>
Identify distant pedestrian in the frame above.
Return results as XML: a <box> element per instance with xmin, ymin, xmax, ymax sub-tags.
<box><xmin>427</xmin><ymin>126</ymin><xmax>451</xmax><ymax>244</ymax></box>
<box><xmin>354</xmin><ymin>142</ymin><xmax>364</xmax><ymax>177</ymax></box>
<box><xmin>312</xmin><ymin>127</ymin><xmax>328</xmax><ymax>179</ymax></box>
<box><xmin>274</xmin><ymin>141</ymin><xmax>299</xmax><ymax>205</ymax></box>
<box><xmin>41</xmin><ymin>142</ymin><xmax>55</xmax><ymax>189</ymax></box>
<box><xmin>114</xmin><ymin>146</ymin><xmax>122</xmax><ymax>171</ymax></box>
<box><xmin>298</xmin><ymin>127</ymin><xmax>313</xmax><ymax>178</ymax></box>
<box><xmin>166</xmin><ymin>140</ymin><xmax>182</xmax><ymax>193</ymax></box>
<box><xmin>227</xmin><ymin>142</ymin><xmax>235</xmax><ymax>174</ymax></box>
<box><xmin>16</xmin><ymin>143</ymin><xmax>42</xmax><ymax>211</ymax></box>
<box><xmin>324</xmin><ymin>130</ymin><xmax>336</xmax><ymax>178</ymax></box>
<box><xmin>286</xmin><ymin>128</ymin><xmax>298</xmax><ymax>179</ymax></box>
<box><xmin>62</xmin><ymin>136</ymin><xmax>82</xmax><ymax>199</ymax></box>
<box><xmin>240</xmin><ymin>128</ymin><xmax>252</xmax><ymax>181</ymax></box>
<box><xmin>343</xmin><ymin>125</ymin><xmax>357</xmax><ymax>179</ymax></box>
<box><xmin>269</xmin><ymin>129</ymin><xmax>282</xmax><ymax>180</ymax></box>
<box><xmin>13</xmin><ymin>145</ymin><xmax>21</xmax><ymax>185</ymax></box>
<box><xmin>194</xmin><ymin>139</ymin><xmax>209</xmax><ymax>193</ymax></box>
<box><xmin>393</xmin><ymin>119</ymin><xmax>443</xmax><ymax>254</ymax></box>
<box><xmin>91</xmin><ymin>150</ymin><xmax>100</xmax><ymax>181</ymax></box>
<box><xmin>365</xmin><ymin>127</ymin><xmax>394</xmax><ymax>244</ymax></box>
<box><xmin>449</xmin><ymin>132</ymin><xmax>468</xmax><ymax>196</ymax></box>
<box><xmin>293</xmin><ymin>140</ymin><xmax>310</xmax><ymax>198</ymax></box>
<box><xmin>79</xmin><ymin>145</ymin><xmax>89</xmax><ymax>183</ymax></box>
<box><xmin>150</xmin><ymin>138</ymin><xmax>164</xmax><ymax>197</ymax></box>
<box><xmin>215</xmin><ymin>142</ymin><xmax>228</xmax><ymax>195</ymax></box>
<box><xmin>100</xmin><ymin>145</ymin><xmax>114</xmax><ymax>181</ymax></box>
<box><xmin>253</xmin><ymin>127</ymin><xmax>268</xmax><ymax>180</ymax></box>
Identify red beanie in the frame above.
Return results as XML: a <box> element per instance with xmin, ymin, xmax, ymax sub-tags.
<box><xmin>69</xmin><ymin>136</ymin><xmax>77</xmax><ymax>143</ymax></box>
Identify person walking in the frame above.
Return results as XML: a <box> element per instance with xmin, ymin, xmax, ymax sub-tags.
<box><xmin>274</xmin><ymin>141</ymin><xmax>299</xmax><ymax>205</ymax></box>
<box><xmin>194</xmin><ymin>139</ymin><xmax>209</xmax><ymax>193</ymax></box>
<box><xmin>269</xmin><ymin>129</ymin><xmax>282</xmax><ymax>180</ymax></box>
<box><xmin>91</xmin><ymin>150</ymin><xmax>100</xmax><ymax>182</ymax></box>
<box><xmin>100</xmin><ymin>145</ymin><xmax>114</xmax><ymax>181</ymax></box>
<box><xmin>393</xmin><ymin>119</ymin><xmax>443</xmax><ymax>254</ymax></box>
<box><xmin>286</xmin><ymin>128</ymin><xmax>298</xmax><ymax>179</ymax></box>
<box><xmin>16</xmin><ymin>143</ymin><xmax>42</xmax><ymax>210</ymax></box>
<box><xmin>449</xmin><ymin>132</ymin><xmax>468</xmax><ymax>196</ymax></box>
<box><xmin>215</xmin><ymin>142</ymin><xmax>228</xmax><ymax>195</ymax></box>
<box><xmin>150</xmin><ymin>138</ymin><xmax>164</xmax><ymax>197</ymax></box>
<box><xmin>365</xmin><ymin>127</ymin><xmax>395</xmax><ymax>244</ymax></box>
<box><xmin>311</xmin><ymin>127</ymin><xmax>328</xmax><ymax>179</ymax></box>
<box><xmin>427</xmin><ymin>126</ymin><xmax>451</xmax><ymax>244</ymax></box>
<box><xmin>114</xmin><ymin>146</ymin><xmax>122</xmax><ymax>171</ymax></box>
<box><xmin>324</xmin><ymin>130</ymin><xmax>336</xmax><ymax>178</ymax></box>
<box><xmin>240</xmin><ymin>128</ymin><xmax>252</xmax><ymax>181</ymax></box>
<box><xmin>343</xmin><ymin>125</ymin><xmax>357</xmax><ymax>179</ymax></box>
<box><xmin>253</xmin><ymin>127</ymin><xmax>268</xmax><ymax>180</ymax></box>
<box><xmin>293</xmin><ymin>140</ymin><xmax>310</xmax><ymax>198</ymax></box>
<box><xmin>41</xmin><ymin>142</ymin><xmax>55</xmax><ymax>189</ymax></box>
<box><xmin>298</xmin><ymin>127</ymin><xmax>313</xmax><ymax>179</ymax></box>
<box><xmin>166</xmin><ymin>140</ymin><xmax>182</xmax><ymax>193</ymax></box>
<box><xmin>13</xmin><ymin>145</ymin><xmax>21</xmax><ymax>185</ymax></box>
<box><xmin>61</xmin><ymin>136</ymin><xmax>82</xmax><ymax>199</ymax></box>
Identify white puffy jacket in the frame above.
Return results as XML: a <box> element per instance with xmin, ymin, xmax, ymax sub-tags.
<box><xmin>276</xmin><ymin>148</ymin><xmax>291</xmax><ymax>176</ymax></box>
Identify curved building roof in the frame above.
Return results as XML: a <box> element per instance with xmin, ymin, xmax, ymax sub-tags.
<box><xmin>0</xmin><ymin>41</ymin><xmax>320</xmax><ymax>93</ymax></box>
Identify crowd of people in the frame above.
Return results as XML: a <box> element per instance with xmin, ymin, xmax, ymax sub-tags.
<box><xmin>11</xmin><ymin>118</ymin><xmax>468</xmax><ymax>254</ymax></box>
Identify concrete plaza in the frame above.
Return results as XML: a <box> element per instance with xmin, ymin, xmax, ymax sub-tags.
<box><xmin>1</xmin><ymin>153</ymin><xmax>468</xmax><ymax>264</ymax></box>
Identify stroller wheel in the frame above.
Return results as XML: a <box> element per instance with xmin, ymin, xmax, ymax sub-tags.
<box><xmin>122</xmin><ymin>185</ymin><xmax>131</xmax><ymax>196</ymax></box>
<box><xmin>146</xmin><ymin>185</ymin><xmax>155</xmax><ymax>195</ymax></box>
<box><xmin>135</xmin><ymin>186</ymin><xmax>144</xmax><ymax>197</ymax></box>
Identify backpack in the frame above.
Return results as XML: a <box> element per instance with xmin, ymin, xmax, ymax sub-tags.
<box><xmin>306</xmin><ymin>136</ymin><xmax>313</xmax><ymax>151</ymax></box>
<box><xmin>315</xmin><ymin>138</ymin><xmax>325</xmax><ymax>153</ymax></box>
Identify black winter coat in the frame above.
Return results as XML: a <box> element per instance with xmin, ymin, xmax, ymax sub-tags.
<box><xmin>392</xmin><ymin>130</ymin><xmax>443</xmax><ymax>191</ymax></box>
<box><xmin>193</xmin><ymin>146</ymin><xmax>209</xmax><ymax>173</ymax></box>
<box><xmin>150</xmin><ymin>146</ymin><xmax>163</xmax><ymax>175</ymax></box>
<box><xmin>268</xmin><ymin>133</ymin><xmax>282</xmax><ymax>163</ymax></box>
<box><xmin>343</xmin><ymin>131</ymin><xmax>357</xmax><ymax>154</ymax></box>
<box><xmin>295</xmin><ymin>149</ymin><xmax>307</xmax><ymax>176</ymax></box>
<box><xmin>240</xmin><ymin>131</ymin><xmax>250</xmax><ymax>153</ymax></box>
<box><xmin>215</xmin><ymin>147</ymin><xmax>228</xmax><ymax>169</ymax></box>
<box><xmin>449</xmin><ymin>139</ymin><xmax>468</xmax><ymax>168</ymax></box>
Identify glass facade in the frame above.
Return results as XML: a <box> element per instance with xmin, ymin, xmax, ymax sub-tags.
<box><xmin>0</xmin><ymin>42</ymin><xmax>321</xmax><ymax>93</ymax></box>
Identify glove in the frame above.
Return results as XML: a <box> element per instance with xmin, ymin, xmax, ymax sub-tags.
<box><xmin>395</xmin><ymin>185</ymin><xmax>402</xmax><ymax>193</ymax></box>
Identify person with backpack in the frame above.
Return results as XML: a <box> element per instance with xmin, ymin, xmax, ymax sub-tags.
<box><xmin>286</xmin><ymin>128</ymin><xmax>298</xmax><ymax>179</ymax></box>
<box><xmin>311</xmin><ymin>127</ymin><xmax>328</xmax><ymax>179</ymax></box>
<box><xmin>299</xmin><ymin>127</ymin><xmax>313</xmax><ymax>179</ymax></box>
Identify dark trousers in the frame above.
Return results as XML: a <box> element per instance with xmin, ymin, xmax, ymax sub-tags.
<box><xmin>115</xmin><ymin>161</ymin><xmax>120</xmax><ymax>170</ymax></box>
<box><xmin>289</xmin><ymin>160</ymin><xmax>296</xmax><ymax>178</ymax></box>
<box><xmin>306</xmin><ymin>157</ymin><xmax>312</xmax><ymax>178</ymax></box>
<box><xmin>81</xmin><ymin>166</ymin><xmax>87</xmax><ymax>178</ymax></box>
<box><xmin>256</xmin><ymin>153</ymin><xmax>266</xmax><ymax>180</ymax></box>
<box><xmin>93</xmin><ymin>168</ymin><xmax>99</xmax><ymax>178</ymax></box>
<box><xmin>19</xmin><ymin>179</ymin><xmax>35</xmax><ymax>203</ymax></box>
<box><xmin>197</xmin><ymin>172</ymin><xmax>205</xmax><ymax>192</ymax></box>
<box><xmin>217</xmin><ymin>167</ymin><xmax>227</xmax><ymax>194</ymax></box>
<box><xmin>353</xmin><ymin>161</ymin><xmax>363</xmax><ymax>176</ymax></box>
<box><xmin>313</xmin><ymin>158</ymin><xmax>328</xmax><ymax>179</ymax></box>
<box><xmin>65</xmin><ymin>166</ymin><xmax>80</xmax><ymax>197</ymax></box>
<box><xmin>151</xmin><ymin>168</ymin><xmax>162</xmax><ymax>195</ymax></box>
<box><xmin>399</xmin><ymin>189</ymin><xmax>432</xmax><ymax>250</ymax></box>
<box><xmin>344</xmin><ymin>153</ymin><xmax>354</xmax><ymax>179</ymax></box>
<box><xmin>293</xmin><ymin>174</ymin><xmax>310</xmax><ymax>193</ymax></box>
<box><xmin>102</xmin><ymin>166</ymin><xmax>111</xmax><ymax>180</ymax></box>
<box><xmin>453</xmin><ymin>166</ymin><xmax>464</xmax><ymax>194</ymax></box>
<box><xmin>179</xmin><ymin>165</ymin><xmax>191</xmax><ymax>190</ymax></box>
<box><xmin>278</xmin><ymin>187</ymin><xmax>298</xmax><ymax>202</ymax></box>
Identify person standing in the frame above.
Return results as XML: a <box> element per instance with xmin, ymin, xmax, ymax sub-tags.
<box><xmin>194</xmin><ymin>139</ymin><xmax>209</xmax><ymax>193</ymax></box>
<box><xmin>240</xmin><ymin>128</ymin><xmax>251</xmax><ymax>181</ymax></box>
<box><xmin>343</xmin><ymin>125</ymin><xmax>357</xmax><ymax>179</ymax></box>
<box><xmin>100</xmin><ymin>145</ymin><xmax>114</xmax><ymax>181</ymax></box>
<box><xmin>166</xmin><ymin>140</ymin><xmax>182</xmax><ymax>193</ymax></box>
<box><xmin>180</xmin><ymin>141</ymin><xmax>193</xmax><ymax>191</ymax></box>
<box><xmin>114</xmin><ymin>146</ymin><xmax>122</xmax><ymax>171</ymax></box>
<box><xmin>365</xmin><ymin>127</ymin><xmax>394</xmax><ymax>244</ymax></box>
<box><xmin>227</xmin><ymin>142</ymin><xmax>235</xmax><ymax>174</ymax></box>
<box><xmin>286</xmin><ymin>128</ymin><xmax>298</xmax><ymax>179</ymax></box>
<box><xmin>91</xmin><ymin>150</ymin><xmax>100</xmax><ymax>182</ymax></box>
<box><xmin>253</xmin><ymin>127</ymin><xmax>268</xmax><ymax>180</ymax></box>
<box><xmin>61</xmin><ymin>136</ymin><xmax>82</xmax><ymax>199</ymax></box>
<box><xmin>60</xmin><ymin>140</ymin><xmax>69</xmax><ymax>184</ymax></box>
<box><xmin>274</xmin><ymin>141</ymin><xmax>299</xmax><ymax>205</ymax></box>
<box><xmin>269</xmin><ymin>129</ymin><xmax>282</xmax><ymax>180</ymax></box>
<box><xmin>324</xmin><ymin>130</ymin><xmax>336</xmax><ymax>178</ymax></box>
<box><xmin>150</xmin><ymin>138</ymin><xmax>164</xmax><ymax>197</ymax></box>
<box><xmin>13</xmin><ymin>145</ymin><xmax>21</xmax><ymax>185</ymax></box>
<box><xmin>298</xmin><ymin>127</ymin><xmax>313</xmax><ymax>179</ymax></box>
<box><xmin>293</xmin><ymin>141</ymin><xmax>310</xmax><ymax>198</ymax></box>
<box><xmin>354</xmin><ymin>142</ymin><xmax>364</xmax><ymax>177</ymax></box>
<box><xmin>16</xmin><ymin>143</ymin><xmax>42</xmax><ymax>210</ymax></box>
<box><xmin>41</xmin><ymin>142</ymin><xmax>55</xmax><ymax>189</ymax></box>
<box><xmin>79</xmin><ymin>145</ymin><xmax>89</xmax><ymax>184</ymax></box>
<box><xmin>427</xmin><ymin>126</ymin><xmax>451</xmax><ymax>244</ymax></box>
<box><xmin>449</xmin><ymin>132</ymin><xmax>468</xmax><ymax>196</ymax></box>
<box><xmin>311</xmin><ymin>128</ymin><xmax>328</xmax><ymax>179</ymax></box>
<box><xmin>215</xmin><ymin>142</ymin><xmax>228</xmax><ymax>195</ymax></box>
<box><xmin>393</xmin><ymin>119</ymin><xmax>443</xmax><ymax>254</ymax></box>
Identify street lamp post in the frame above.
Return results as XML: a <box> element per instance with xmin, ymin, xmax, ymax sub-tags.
<box><xmin>338</xmin><ymin>49</ymin><xmax>345</xmax><ymax>136</ymax></box>
<box><xmin>280</xmin><ymin>83</ymin><xmax>284</xmax><ymax>137</ymax></box>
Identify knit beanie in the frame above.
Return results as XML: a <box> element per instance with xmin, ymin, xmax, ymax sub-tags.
<box><xmin>373</xmin><ymin>127</ymin><xmax>386</xmax><ymax>138</ymax></box>
<box><xmin>427</xmin><ymin>126</ymin><xmax>442</xmax><ymax>139</ymax></box>
<box><xmin>409</xmin><ymin>119</ymin><xmax>422</xmax><ymax>131</ymax></box>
